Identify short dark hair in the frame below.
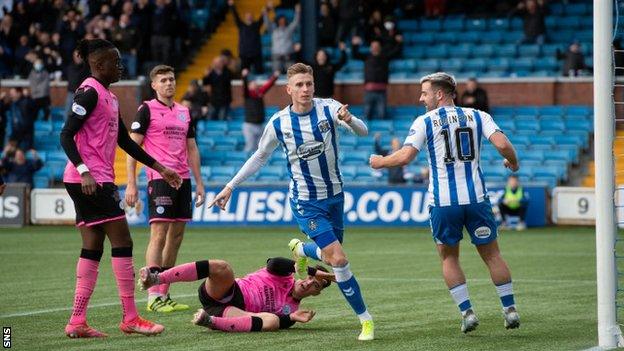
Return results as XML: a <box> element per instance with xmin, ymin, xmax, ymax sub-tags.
<box><xmin>420</xmin><ymin>72</ymin><xmax>457</xmax><ymax>98</ymax></box>
<box><xmin>76</xmin><ymin>38</ymin><xmax>115</xmax><ymax>61</ymax></box>
<box><xmin>149</xmin><ymin>65</ymin><xmax>175</xmax><ymax>81</ymax></box>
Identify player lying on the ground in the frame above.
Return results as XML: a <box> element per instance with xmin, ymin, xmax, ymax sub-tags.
<box><xmin>138</xmin><ymin>257</ymin><xmax>334</xmax><ymax>332</ymax></box>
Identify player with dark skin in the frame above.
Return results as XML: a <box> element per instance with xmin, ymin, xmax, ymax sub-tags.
<box><xmin>77</xmin><ymin>47</ymin><xmax>181</xmax><ymax>254</ymax></box>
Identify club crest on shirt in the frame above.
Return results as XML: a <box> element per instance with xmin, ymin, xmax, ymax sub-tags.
<box><xmin>408</xmin><ymin>129</ymin><xmax>416</xmax><ymax>136</ymax></box>
<box><xmin>317</xmin><ymin>120</ymin><xmax>330</xmax><ymax>133</ymax></box>
<box><xmin>308</xmin><ymin>219</ymin><xmax>317</xmax><ymax>231</ymax></box>
<box><xmin>177</xmin><ymin>113</ymin><xmax>186</xmax><ymax>122</ymax></box>
<box><xmin>281</xmin><ymin>305</ymin><xmax>292</xmax><ymax>315</ymax></box>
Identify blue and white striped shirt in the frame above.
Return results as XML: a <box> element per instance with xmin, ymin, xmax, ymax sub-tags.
<box><xmin>250</xmin><ymin>98</ymin><xmax>366</xmax><ymax>201</ymax></box>
<box><xmin>404</xmin><ymin>106</ymin><xmax>500</xmax><ymax>207</ymax></box>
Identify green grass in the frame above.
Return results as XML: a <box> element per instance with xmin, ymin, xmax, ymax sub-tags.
<box><xmin>0</xmin><ymin>226</ymin><xmax>598</xmax><ymax>350</ymax></box>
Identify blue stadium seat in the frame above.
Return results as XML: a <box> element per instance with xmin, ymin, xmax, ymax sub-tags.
<box><xmin>523</xmin><ymin>150</ymin><xmax>545</xmax><ymax>162</ymax></box>
<box><xmin>200</xmin><ymin>166</ymin><xmax>211</xmax><ymax>179</ymax></box>
<box><xmin>420</xmin><ymin>19</ymin><xmax>442</xmax><ymax>31</ymax></box>
<box><xmin>565</xmin><ymin>3</ymin><xmax>589</xmax><ymax>15</ymax></box>
<box><xmin>450</xmin><ymin>43</ymin><xmax>472</xmax><ymax>59</ymax></box>
<box><xmin>204</xmin><ymin>121</ymin><xmax>229</xmax><ymax>135</ymax></box>
<box><xmin>369</xmin><ymin>120</ymin><xmax>394</xmax><ymax>133</ymax></box>
<box><xmin>529</xmin><ymin>135</ymin><xmax>554</xmax><ymax>147</ymax></box>
<box><xmin>480</xmin><ymin>31</ymin><xmax>504</xmax><ymax>44</ymax></box>
<box><xmin>533</xmin><ymin>175</ymin><xmax>557</xmax><ymax>189</ymax></box>
<box><xmin>510</xmin><ymin>18</ymin><xmax>524</xmax><ymax>30</ymax></box>
<box><xmin>545</xmin><ymin>16</ymin><xmax>558</xmax><ymax>28</ymax></box>
<box><xmin>211</xmin><ymin>136</ymin><xmax>239</xmax><ymax>151</ymax></box>
<box><xmin>515</xmin><ymin>57</ymin><xmax>535</xmax><ymax>72</ymax></box>
<box><xmin>268</xmin><ymin>152</ymin><xmax>286</xmax><ymax>166</ymax></box>
<box><xmin>201</xmin><ymin>152</ymin><xmax>223</xmax><ymax>166</ymax></box>
<box><xmin>462</xmin><ymin>31</ymin><xmax>482</xmax><ymax>44</ymax></box>
<box><xmin>425</xmin><ymin>44</ymin><xmax>449</xmax><ymax>59</ymax></box>
<box><xmin>403</xmin><ymin>46</ymin><xmax>425</xmax><ymax>59</ymax></box>
<box><xmin>465</xmin><ymin>18</ymin><xmax>487</xmax><ymax>31</ymax></box>
<box><xmin>473</xmin><ymin>44</ymin><xmax>495</xmax><ymax>58</ymax></box>
<box><xmin>342</xmin><ymin>151</ymin><xmax>369</xmax><ymax>165</ymax></box>
<box><xmin>565</xmin><ymin>120</ymin><xmax>592</xmax><ymax>132</ymax></box>
<box><xmin>565</xmin><ymin>105</ymin><xmax>591</xmax><ymax>117</ymax></box>
<box><xmin>549</xmin><ymin>3</ymin><xmax>565</xmax><ymax>15</ymax></box>
<box><xmin>463</xmin><ymin>58</ymin><xmax>487</xmax><ymax>72</ymax></box>
<box><xmin>393</xmin><ymin>106</ymin><xmax>418</xmax><ymax>118</ymax></box>
<box><xmin>416</xmin><ymin>59</ymin><xmax>440</xmax><ymax>72</ymax></box>
<box><xmin>33</xmin><ymin>176</ymin><xmax>49</xmax><ymax>189</ymax></box>
<box><xmin>436</xmin><ymin>32</ymin><xmax>458</xmax><ymax>44</ymax></box>
<box><xmin>577</xmin><ymin>30</ymin><xmax>592</xmax><ymax>43</ymax></box>
<box><xmin>535</xmin><ymin>57</ymin><xmax>559</xmax><ymax>72</ymax></box>
<box><xmin>256</xmin><ymin>166</ymin><xmax>284</xmax><ymax>181</ymax></box>
<box><xmin>443</xmin><ymin>17</ymin><xmax>465</xmax><ymax>31</ymax></box>
<box><xmin>539</xmin><ymin>120</ymin><xmax>566</xmax><ymax>135</ymax></box>
<box><xmin>515</xmin><ymin>106</ymin><xmax>540</xmax><ymax>115</ymax></box>
<box><xmin>34</xmin><ymin>121</ymin><xmax>53</xmax><ymax>133</ymax></box>
<box><xmin>222</xmin><ymin>151</ymin><xmax>248</xmax><ymax>166</ymax></box>
<box><xmin>488</xmin><ymin>18</ymin><xmax>510</xmax><ymax>31</ymax></box>
<box><xmin>541</xmin><ymin>44</ymin><xmax>561</xmax><ymax>56</ymax></box>
<box><xmin>509</xmin><ymin>135</ymin><xmax>531</xmax><ymax>147</ymax></box>
<box><xmin>340</xmin><ymin>165</ymin><xmax>357</xmax><ymax>180</ymax></box>
<box><xmin>487</xmin><ymin>58</ymin><xmax>510</xmax><ymax>73</ymax></box>
<box><xmin>496</xmin><ymin>44</ymin><xmax>517</xmax><ymax>58</ymax></box>
<box><xmin>440</xmin><ymin>58</ymin><xmax>463</xmax><ymax>73</ymax></box>
<box><xmin>356</xmin><ymin>136</ymin><xmax>375</xmax><ymax>150</ymax></box>
<box><xmin>544</xmin><ymin>150</ymin><xmax>574</xmax><ymax>162</ymax></box>
<box><xmin>355</xmin><ymin>165</ymin><xmax>374</xmax><ymax>179</ymax></box>
<box><xmin>496</xmin><ymin>119</ymin><xmax>515</xmax><ymax>132</ymax></box>
<box><xmin>47</xmin><ymin>151</ymin><xmax>66</xmax><ymax>162</ymax></box>
<box><xmin>538</xmin><ymin>106</ymin><xmax>564</xmax><ymax>116</ymax></box>
<box><xmin>504</xmin><ymin>30</ymin><xmax>524</xmax><ymax>43</ymax></box>
<box><xmin>518</xmin><ymin>44</ymin><xmax>541</xmax><ymax>57</ymax></box>
<box><xmin>558</xmin><ymin>16</ymin><xmax>582</xmax><ymax>30</ymax></box>
<box><xmin>553</xmin><ymin>134</ymin><xmax>584</xmax><ymax>147</ymax></box>
<box><xmin>210</xmin><ymin>166</ymin><xmax>237</xmax><ymax>182</ymax></box>
<box><xmin>397</xmin><ymin>20</ymin><xmax>418</xmax><ymax>32</ymax></box>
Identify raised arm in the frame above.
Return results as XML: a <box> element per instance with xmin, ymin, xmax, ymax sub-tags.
<box><xmin>332</xmin><ymin>101</ymin><xmax>368</xmax><ymax>136</ymax></box>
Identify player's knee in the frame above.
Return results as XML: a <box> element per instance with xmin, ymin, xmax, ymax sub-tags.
<box><xmin>209</xmin><ymin>260</ymin><xmax>233</xmax><ymax>279</ymax></box>
<box><xmin>326</xmin><ymin>253</ymin><xmax>348</xmax><ymax>267</ymax></box>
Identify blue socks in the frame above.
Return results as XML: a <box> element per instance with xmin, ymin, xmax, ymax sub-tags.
<box><xmin>449</xmin><ymin>283</ymin><xmax>472</xmax><ymax>315</ymax></box>
<box><xmin>302</xmin><ymin>242</ymin><xmax>322</xmax><ymax>261</ymax></box>
<box><xmin>495</xmin><ymin>281</ymin><xmax>515</xmax><ymax>311</ymax></box>
<box><xmin>333</xmin><ymin>263</ymin><xmax>371</xmax><ymax>322</ymax></box>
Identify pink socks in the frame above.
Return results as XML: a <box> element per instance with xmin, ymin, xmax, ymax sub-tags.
<box><xmin>111</xmin><ymin>249</ymin><xmax>138</xmax><ymax>323</ymax></box>
<box><xmin>68</xmin><ymin>257</ymin><xmax>100</xmax><ymax>325</ymax></box>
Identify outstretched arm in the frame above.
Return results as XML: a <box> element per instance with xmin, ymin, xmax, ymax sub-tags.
<box><xmin>370</xmin><ymin>145</ymin><xmax>418</xmax><ymax>169</ymax></box>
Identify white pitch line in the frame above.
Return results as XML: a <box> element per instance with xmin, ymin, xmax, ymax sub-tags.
<box><xmin>0</xmin><ymin>277</ymin><xmax>595</xmax><ymax>318</ymax></box>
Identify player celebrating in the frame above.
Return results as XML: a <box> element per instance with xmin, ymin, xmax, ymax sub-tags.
<box><xmin>209</xmin><ymin>63</ymin><xmax>375</xmax><ymax>340</ymax></box>
<box><xmin>370</xmin><ymin>72</ymin><xmax>520</xmax><ymax>333</ymax></box>
<box><xmin>138</xmin><ymin>257</ymin><xmax>333</xmax><ymax>332</ymax></box>
<box><xmin>59</xmin><ymin>39</ymin><xmax>182</xmax><ymax>338</ymax></box>
<box><xmin>125</xmin><ymin>65</ymin><xmax>205</xmax><ymax>313</ymax></box>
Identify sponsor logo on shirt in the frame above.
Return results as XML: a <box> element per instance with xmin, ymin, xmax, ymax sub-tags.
<box><xmin>72</xmin><ymin>103</ymin><xmax>87</xmax><ymax>117</ymax></box>
<box><xmin>408</xmin><ymin>129</ymin><xmax>416</xmax><ymax>136</ymax></box>
<box><xmin>474</xmin><ymin>226</ymin><xmax>491</xmax><ymax>239</ymax></box>
<box><xmin>308</xmin><ymin>219</ymin><xmax>317</xmax><ymax>231</ymax></box>
<box><xmin>296</xmin><ymin>141</ymin><xmax>324</xmax><ymax>161</ymax></box>
<box><xmin>131</xmin><ymin>122</ymin><xmax>141</xmax><ymax>130</ymax></box>
<box><xmin>156</xmin><ymin>206</ymin><xmax>165</xmax><ymax>214</ymax></box>
<box><xmin>284</xmin><ymin>132</ymin><xmax>293</xmax><ymax>139</ymax></box>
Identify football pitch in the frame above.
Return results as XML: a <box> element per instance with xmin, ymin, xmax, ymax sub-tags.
<box><xmin>0</xmin><ymin>225</ymin><xmax>598</xmax><ymax>350</ymax></box>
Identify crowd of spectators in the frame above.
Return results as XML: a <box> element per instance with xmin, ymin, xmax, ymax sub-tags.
<box><xmin>0</xmin><ymin>0</ymin><xmax>200</xmax><ymax>80</ymax></box>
